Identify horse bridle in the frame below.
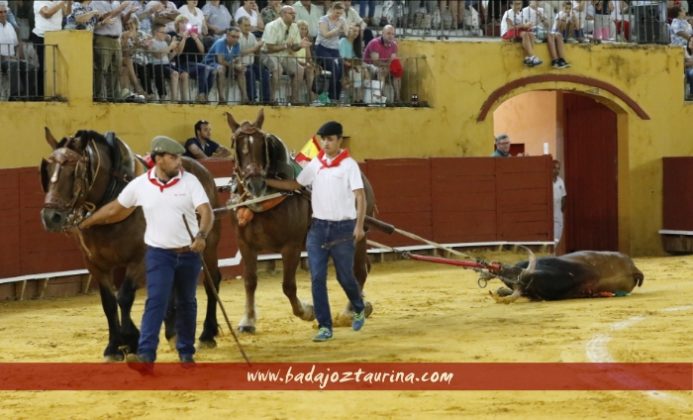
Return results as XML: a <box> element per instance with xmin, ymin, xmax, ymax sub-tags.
<box><xmin>41</xmin><ymin>138</ymin><xmax>103</xmax><ymax>227</ymax></box>
<box><xmin>231</xmin><ymin>125</ymin><xmax>272</xmax><ymax>197</ymax></box>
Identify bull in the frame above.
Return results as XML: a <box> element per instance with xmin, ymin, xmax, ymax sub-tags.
<box><xmin>490</xmin><ymin>251</ymin><xmax>644</xmax><ymax>303</ymax></box>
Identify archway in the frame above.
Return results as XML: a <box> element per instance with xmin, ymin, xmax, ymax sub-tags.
<box><xmin>493</xmin><ymin>91</ymin><xmax>620</xmax><ymax>252</ymax></box>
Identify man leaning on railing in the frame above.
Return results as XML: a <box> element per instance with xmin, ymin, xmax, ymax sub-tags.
<box><xmin>0</xmin><ymin>1</ymin><xmax>36</xmax><ymax>101</ymax></box>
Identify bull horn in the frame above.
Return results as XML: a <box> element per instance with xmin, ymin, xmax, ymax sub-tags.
<box><xmin>519</xmin><ymin>245</ymin><xmax>537</xmax><ymax>279</ymax></box>
<box><xmin>45</xmin><ymin>127</ymin><xmax>59</xmax><ymax>150</ymax></box>
<box><xmin>253</xmin><ymin>108</ymin><xmax>265</xmax><ymax>129</ymax></box>
<box><xmin>224</xmin><ymin>112</ymin><xmax>240</xmax><ymax>133</ymax></box>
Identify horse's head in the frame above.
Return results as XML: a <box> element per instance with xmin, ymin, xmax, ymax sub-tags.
<box><xmin>226</xmin><ymin>109</ymin><xmax>270</xmax><ymax>197</ymax></box>
<box><xmin>40</xmin><ymin>128</ymin><xmax>105</xmax><ymax>232</ymax></box>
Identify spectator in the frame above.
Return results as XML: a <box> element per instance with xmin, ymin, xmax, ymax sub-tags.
<box><xmin>235</xmin><ymin>0</ymin><xmax>265</xmax><ymax>37</ymax></box>
<box><xmin>171</xmin><ymin>14</ymin><xmax>213</xmax><ymax>102</ymax></box>
<box><xmin>363</xmin><ymin>24</ymin><xmax>403</xmax><ymax>102</ymax></box>
<box><xmin>64</xmin><ymin>0</ymin><xmax>100</xmax><ymax>31</ymax></box>
<box><xmin>522</xmin><ymin>0</ymin><xmax>550</xmax><ymax>42</ymax></box>
<box><xmin>572</xmin><ymin>0</ymin><xmax>592</xmax><ymax>42</ymax></box>
<box><xmin>553</xmin><ymin>1</ymin><xmax>581</xmax><ymax>42</ymax></box>
<box><xmin>670</xmin><ymin>6</ymin><xmax>692</xmax><ymax>46</ymax></box>
<box><xmin>553</xmin><ymin>159</ymin><xmax>567</xmax><ymax>244</ymax></box>
<box><xmin>203</xmin><ymin>0</ymin><xmax>232</xmax><ymax>39</ymax></box>
<box><xmin>146</xmin><ymin>0</ymin><xmax>179</xmax><ymax>33</ymax></box>
<box><xmin>593</xmin><ymin>0</ymin><xmax>612</xmax><ymax>41</ymax></box>
<box><xmin>149</xmin><ymin>22</ymin><xmax>182</xmax><ymax>101</ymax></box>
<box><xmin>0</xmin><ymin>1</ymin><xmax>36</xmax><ymax>100</ymax></box>
<box><xmin>120</xmin><ymin>15</ymin><xmax>148</xmax><ymax>98</ymax></box>
<box><xmin>295</xmin><ymin>19</ymin><xmax>318</xmax><ymax>103</ymax></box>
<box><xmin>238</xmin><ymin>15</ymin><xmax>270</xmax><ymax>103</ymax></box>
<box><xmin>501</xmin><ymin>0</ymin><xmax>543</xmax><ymax>67</ymax></box>
<box><xmin>356</xmin><ymin>0</ymin><xmax>376</xmax><ymax>26</ymax></box>
<box><xmin>685</xmin><ymin>36</ymin><xmax>693</xmax><ymax>100</ymax></box>
<box><xmin>32</xmin><ymin>0</ymin><xmax>70</xmax><ymax>98</ymax></box>
<box><xmin>339</xmin><ymin>24</ymin><xmax>370</xmax><ymax>102</ymax></box>
<box><xmin>178</xmin><ymin>0</ymin><xmax>208</xmax><ymax>35</ymax></box>
<box><xmin>342</xmin><ymin>0</ymin><xmax>372</xmax><ymax>52</ymax></box>
<box><xmin>91</xmin><ymin>0</ymin><xmax>133</xmax><ymax>101</ymax></box>
<box><xmin>316</xmin><ymin>2</ymin><xmax>348</xmax><ymax>101</ymax></box>
<box><xmin>611</xmin><ymin>0</ymin><xmax>630</xmax><ymax>41</ymax></box>
<box><xmin>204</xmin><ymin>26</ymin><xmax>243</xmax><ymax>104</ymax></box>
<box><xmin>439</xmin><ymin>1</ymin><xmax>465</xmax><ymax>30</ymax></box>
<box><xmin>293</xmin><ymin>0</ymin><xmax>324</xmax><ymax>38</ymax></box>
<box><xmin>261</xmin><ymin>5</ymin><xmax>310</xmax><ymax>103</ymax></box>
<box><xmin>265</xmin><ymin>120</ymin><xmax>367</xmax><ymax>343</ymax></box>
<box><xmin>261</xmin><ymin>0</ymin><xmax>283</xmax><ymax>25</ymax></box>
<box><xmin>184</xmin><ymin>120</ymin><xmax>232</xmax><ymax>159</ymax></box>
<box><xmin>128</xmin><ymin>0</ymin><xmax>154</xmax><ymax>34</ymax></box>
<box><xmin>491</xmin><ymin>133</ymin><xmax>511</xmax><ymax>157</ymax></box>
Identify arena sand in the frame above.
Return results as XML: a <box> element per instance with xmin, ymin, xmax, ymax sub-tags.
<box><xmin>0</xmin><ymin>252</ymin><xmax>691</xmax><ymax>419</ymax></box>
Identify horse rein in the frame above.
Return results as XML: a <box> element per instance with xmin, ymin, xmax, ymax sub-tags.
<box><xmin>231</xmin><ymin>125</ymin><xmax>272</xmax><ymax>199</ymax></box>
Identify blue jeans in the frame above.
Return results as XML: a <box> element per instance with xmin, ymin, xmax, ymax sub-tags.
<box><xmin>315</xmin><ymin>44</ymin><xmax>343</xmax><ymax>100</ymax></box>
<box><xmin>179</xmin><ymin>61</ymin><xmax>214</xmax><ymax>95</ymax></box>
<box><xmin>686</xmin><ymin>68</ymin><xmax>693</xmax><ymax>96</ymax></box>
<box><xmin>357</xmin><ymin>0</ymin><xmax>376</xmax><ymax>18</ymax></box>
<box><xmin>245</xmin><ymin>62</ymin><xmax>271</xmax><ymax>102</ymax></box>
<box><xmin>306</xmin><ymin>218</ymin><xmax>365</xmax><ymax>330</ymax></box>
<box><xmin>138</xmin><ymin>247</ymin><xmax>201</xmax><ymax>361</ymax></box>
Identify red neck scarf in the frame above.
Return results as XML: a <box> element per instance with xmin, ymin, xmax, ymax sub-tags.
<box><xmin>317</xmin><ymin>149</ymin><xmax>350</xmax><ymax>170</ymax></box>
<box><xmin>147</xmin><ymin>168</ymin><xmax>183</xmax><ymax>192</ymax></box>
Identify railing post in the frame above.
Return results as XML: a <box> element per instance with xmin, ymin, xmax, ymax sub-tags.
<box><xmin>44</xmin><ymin>30</ymin><xmax>94</xmax><ymax>104</ymax></box>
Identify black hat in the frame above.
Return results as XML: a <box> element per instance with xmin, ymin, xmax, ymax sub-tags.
<box><xmin>317</xmin><ymin>121</ymin><xmax>343</xmax><ymax>137</ymax></box>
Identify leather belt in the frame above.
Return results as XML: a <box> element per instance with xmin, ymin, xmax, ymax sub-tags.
<box><xmin>168</xmin><ymin>246</ymin><xmax>192</xmax><ymax>254</ymax></box>
<box><xmin>95</xmin><ymin>34</ymin><xmax>120</xmax><ymax>39</ymax></box>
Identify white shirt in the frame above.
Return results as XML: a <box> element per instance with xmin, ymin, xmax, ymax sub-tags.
<box><xmin>553</xmin><ymin>176</ymin><xmax>567</xmax><ymax>222</ymax></box>
<box><xmin>178</xmin><ymin>5</ymin><xmax>206</xmax><ymax>33</ymax></box>
<box><xmin>500</xmin><ymin>9</ymin><xmax>523</xmax><ymax>36</ymax></box>
<box><xmin>0</xmin><ymin>21</ymin><xmax>18</xmax><ymax>57</ymax></box>
<box><xmin>234</xmin><ymin>7</ymin><xmax>260</xmax><ymax>29</ymax></box>
<box><xmin>118</xmin><ymin>169</ymin><xmax>209</xmax><ymax>248</ymax></box>
<box><xmin>522</xmin><ymin>6</ymin><xmax>547</xmax><ymax>29</ymax></box>
<box><xmin>238</xmin><ymin>31</ymin><xmax>258</xmax><ymax>66</ymax></box>
<box><xmin>33</xmin><ymin>1</ymin><xmax>64</xmax><ymax>37</ymax></box>
<box><xmin>297</xmin><ymin>154</ymin><xmax>363</xmax><ymax>221</ymax></box>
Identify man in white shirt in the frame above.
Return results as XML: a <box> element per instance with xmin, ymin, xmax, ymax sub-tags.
<box><xmin>79</xmin><ymin>136</ymin><xmax>213</xmax><ymax>370</ymax></box>
<box><xmin>0</xmin><ymin>2</ymin><xmax>35</xmax><ymax>99</ymax></box>
<box><xmin>31</xmin><ymin>0</ymin><xmax>70</xmax><ymax>97</ymax></box>
<box><xmin>266</xmin><ymin>121</ymin><xmax>367</xmax><ymax>342</ymax></box>
<box><xmin>553</xmin><ymin>159</ymin><xmax>567</xmax><ymax>244</ymax></box>
<box><xmin>293</xmin><ymin>0</ymin><xmax>323</xmax><ymax>38</ymax></box>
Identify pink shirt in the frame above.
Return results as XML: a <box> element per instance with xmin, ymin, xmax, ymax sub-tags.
<box><xmin>363</xmin><ymin>37</ymin><xmax>398</xmax><ymax>65</ymax></box>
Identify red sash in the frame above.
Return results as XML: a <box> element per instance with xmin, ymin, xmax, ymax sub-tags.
<box><xmin>317</xmin><ymin>149</ymin><xmax>350</xmax><ymax>170</ymax></box>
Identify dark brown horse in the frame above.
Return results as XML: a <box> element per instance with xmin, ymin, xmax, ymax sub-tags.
<box><xmin>224</xmin><ymin>109</ymin><xmax>375</xmax><ymax>332</ymax></box>
<box><xmin>39</xmin><ymin>129</ymin><xmax>222</xmax><ymax>360</ymax></box>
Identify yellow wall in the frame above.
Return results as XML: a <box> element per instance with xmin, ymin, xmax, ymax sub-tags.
<box><xmin>2</xmin><ymin>32</ymin><xmax>692</xmax><ymax>256</ymax></box>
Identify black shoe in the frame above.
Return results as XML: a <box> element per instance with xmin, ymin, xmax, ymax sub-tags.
<box><xmin>179</xmin><ymin>354</ymin><xmax>196</xmax><ymax>368</ymax></box>
<box><xmin>558</xmin><ymin>58</ymin><xmax>571</xmax><ymax>69</ymax></box>
<box><xmin>126</xmin><ymin>353</ymin><xmax>154</xmax><ymax>375</ymax></box>
<box><xmin>551</xmin><ymin>59</ymin><xmax>560</xmax><ymax>68</ymax></box>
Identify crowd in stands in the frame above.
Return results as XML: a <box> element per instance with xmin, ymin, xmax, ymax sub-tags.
<box><xmin>1</xmin><ymin>1</ymin><xmax>692</xmax><ymax>103</ymax></box>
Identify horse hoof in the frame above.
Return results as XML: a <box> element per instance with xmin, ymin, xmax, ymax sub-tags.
<box><xmin>299</xmin><ymin>303</ymin><xmax>315</xmax><ymax>321</ymax></box>
<box><xmin>238</xmin><ymin>325</ymin><xmax>256</xmax><ymax>334</ymax></box>
<box><xmin>104</xmin><ymin>354</ymin><xmax>124</xmax><ymax>362</ymax></box>
<box><xmin>198</xmin><ymin>339</ymin><xmax>217</xmax><ymax>349</ymax></box>
<box><xmin>364</xmin><ymin>301</ymin><xmax>373</xmax><ymax>318</ymax></box>
<box><xmin>167</xmin><ymin>335</ymin><xmax>177</xmax><ymax>350</ymax></box>
<box><xmin>333</xmin><ymin>312</ymin><xmax>352</xmax><ymax>328</ymax></box>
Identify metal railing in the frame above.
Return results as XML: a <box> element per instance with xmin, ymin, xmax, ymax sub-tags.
<box><xmin>369</xmin><ymin>0</ymin><xmax>671</xmax><ymax>44</ymax></box>
<box><xmin>0</xmin><ymin>43</ymin><xmax>58</xmax><ymax>101</ymax></box>
<box><xmin>96</xmin><ymin>46</ymin><xmax>427</xmax><ymax>107</ymax></box>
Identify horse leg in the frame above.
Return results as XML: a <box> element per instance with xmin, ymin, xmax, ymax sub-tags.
<box><xmin>239</xmin><ymin>245</ymin><xmax>258</xmax><ymax>333</ymax></box>
<box><xmin>116</xmin><ymin>267</ymin><xmax>140</xmax><ymax>355</ymax></box>
<box><xmin>198</xmin><ymin>251</ymin><xmax>221</xmax><ymax>348</ymax></box>
<box><xmin>281</xmin><ymin>246</ymin><xmax>314</xmax><ymax>322</ymax></box>
<box><xmin>95</xmin><ymin>270</ymin><xmax>124</xmax><ymax>362</ymax></box>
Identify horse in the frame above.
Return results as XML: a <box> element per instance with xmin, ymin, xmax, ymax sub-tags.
<box><xmin>39</xmin><ymin>128</ymin><xmax>223</xmax><ymax>361</ymax></box>
<box><xmin>224</xmin><ymin>109</ymin><xmax>375</xmax><ymax>333</ymax></box>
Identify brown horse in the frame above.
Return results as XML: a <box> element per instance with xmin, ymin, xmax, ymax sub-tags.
<box><xmin>224</xmin><ymin>109</ymin><xmax>375</xmax><ymax>332</ymax></box>
<box><xmin>39</xmin><ymin>129</ymin><xmax>223</xmax><ymax>360</ymax></box>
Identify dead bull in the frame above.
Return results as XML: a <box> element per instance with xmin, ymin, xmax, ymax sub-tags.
<box><xmin>490</xmin><ymin>251</ymin><xmax>644</xmax><ymax>303</ymax></box>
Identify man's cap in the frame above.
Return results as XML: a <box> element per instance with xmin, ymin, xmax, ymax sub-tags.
<box><xmin>495</xmin><ymin>133</ymin><xmax>510</xmax><ymax>143</ymax></box>
<box><xmin>151</xmin><ymin>136</ymin><xmax>185</xmax><ymax>155</ymax></box>
<box><xmin>317</xmin><ymin>121</ymin><xmax>343</xmax><ymax>137</ymax></box>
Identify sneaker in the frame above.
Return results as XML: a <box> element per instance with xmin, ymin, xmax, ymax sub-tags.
<box><xmin>126</xmin><ymin>353</ymin><xmax>154</xmax><ymax>375</ymax></box>
<box><xmin>558</xmin><ymin>58</ymin><xmax>571</xmax><ymax>69</ymax></box>
<box><xmin>523</xmin><ymin>56</ymin><xmax>532</xmax><ymax>66</ymax></box>
<box><xmin>352</xmin><ymin>310</ymin><xmax>365</xmax><ymax>331</ymax></box>
<box><xmin>551</xmin><ymin>59</ymin><xmax>560</xmax><ymax>68</ymax></box>
<box><xmin>179</xmin><ymin>354</ymin><xmax>196</xmax><ymax>368</ymax></box>
<box><xmin>531</xmin><ymin>56</ymin><xmax>543</xmax><ymax>66</ymax></box>
<box><xmin>312</xmin><ymin>327</ymin><xmax>333</xmax><ymax>342</ymax></box>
